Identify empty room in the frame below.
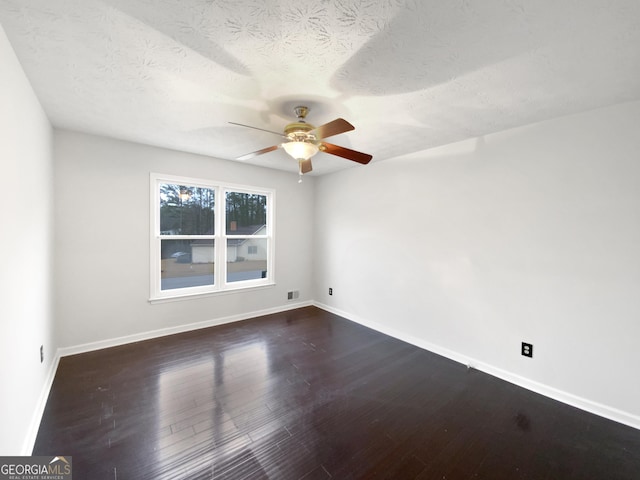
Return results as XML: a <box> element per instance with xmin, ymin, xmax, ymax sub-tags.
<box><xmin>1</xmin><ymin>1</ymin><xmax>640</xmax><ymax>478</ymax></box>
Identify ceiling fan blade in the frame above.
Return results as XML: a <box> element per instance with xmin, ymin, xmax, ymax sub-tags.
<box><xmin>237</xmin><ymin>144</ymin><xmax>280</xmax><ymax>161</ymax></box>
<box><xmin>312</xmin><ymin>118</ymin><xmax>354</xmax><ymax>139</ymax></box>
<box><xmin>320</xmin><ymin>142</ymin><xmax>372</xmax><ymax>164</ymax></box>
<box><xmin>299</xmin><ymin>158</ymin><xmax>313</xmax><ymax>174</ymax></box>
<box><xmin>229</xmin><ymin>122</ymin><xmax>285</xmax><ymax>137</ymax></box>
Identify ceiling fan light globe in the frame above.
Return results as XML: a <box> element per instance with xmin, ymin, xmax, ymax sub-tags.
<box><xmin>283</xmin><ymin>141</ymin><xmax>319</xmax><ymax>160</ymax></box>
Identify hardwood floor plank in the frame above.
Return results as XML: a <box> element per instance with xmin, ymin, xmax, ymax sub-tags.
<box><xmin>33</xmin><ymin>306</ymin><xmax>640</xmax><ymax>479</ymax></box>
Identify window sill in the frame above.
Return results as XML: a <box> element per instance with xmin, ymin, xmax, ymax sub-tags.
<box><xmin>149</xmin><ymin>282</ymin><xmax>276</xmax><ymax>304</ymax></box>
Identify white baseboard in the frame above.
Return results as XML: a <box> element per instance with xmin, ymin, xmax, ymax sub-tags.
<box><xmin>58</xmin><ymin>301</ymin><xmax>313</xmax><ymax>357</ymax></box>
<box><xmin>314</xmin><ymin>302</ymin><xmax>640</xmax><ymax>431</ymax></box>
<box><xmin>21</xmin><ymin>351</ymin><xmax>61</xmax><ymax>455</ymax></box>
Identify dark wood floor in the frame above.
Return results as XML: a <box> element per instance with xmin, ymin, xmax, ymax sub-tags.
<box><xmin>34</xmin><ymin>306</ymin><xmax>640</xmax><ymax>479</ymax></box>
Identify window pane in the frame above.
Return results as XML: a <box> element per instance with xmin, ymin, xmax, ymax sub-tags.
<box><xmin>225</xmin><ymin>192</ymin><xmax>267</xmax><ymax>234</ymax></box>
<box><xmin>161</xmin><ymin>239</ymin><xmax>214</xmax><ymax>290</ymax></box>
<box><xmin>160</xmin><ymin>184</ymin><xmax>215</xmax><ymax>235</ymax></box>
<box><xmin>227</xmin><ymin>238</ymin><xmax>267</xmax><ymax>283</ymax></box>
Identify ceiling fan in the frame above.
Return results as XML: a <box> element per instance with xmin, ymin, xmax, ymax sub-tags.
<box><xmin>230</xmin><ymin>106</ymin><xmax>372</xmax><ymax>177</ymax></box>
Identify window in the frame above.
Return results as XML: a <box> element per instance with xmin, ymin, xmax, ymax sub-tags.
<box><xmin>150</xmin><ymin>174</ymin><xmax>274</xmax><ymax>301</ymax></box>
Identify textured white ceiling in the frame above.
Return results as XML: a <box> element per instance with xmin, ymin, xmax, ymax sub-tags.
<box><xmin>2</xmin><ymin>0</ymin><xmax>640</xmax><ymax>175</ymax></box>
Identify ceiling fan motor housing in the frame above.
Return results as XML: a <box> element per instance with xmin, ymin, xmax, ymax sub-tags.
<box><xmin>284</xmin><ymin>121</ymin><xmax>316</xmax><ymax>143</ymax></box>
<box><xmin>283</xmin><ymin>105</ymin><xmax>318</xmax><ymax>143</ymax></box>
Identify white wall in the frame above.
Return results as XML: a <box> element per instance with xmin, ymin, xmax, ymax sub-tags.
<box><xmin>54</xmin><ymin>131</ymin><xmax>314</xmax><ymax>349</ymax></box>
<box><xmin>315</xmin><ymin>100</ymin><xmax>640</xmax><ymax>427</ymax></box>
<box><xmin>0</xmin><ymin>26</ymin><xmax>54</xmax><ymax>454</ymax></box>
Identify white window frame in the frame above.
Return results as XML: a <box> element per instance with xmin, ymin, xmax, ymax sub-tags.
<box><xmin>149</xmin><ymin>173</ymin><xmax>275</xmax><ymax>302</ymax></box>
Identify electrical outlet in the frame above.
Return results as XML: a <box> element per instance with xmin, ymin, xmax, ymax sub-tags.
<box><xmin>329</xmin><ymin>287</ymin><xmax>333</xmax><ymax>296</ymax></box>
<box><xmin>521</xmin><ymin>342</ymin><xmax>533</xmax><ymax>358</ymax></box>
<box><xmin>287</xmin><ymin>291</ymin><xmax>293</xmax><ymax>300</ymax></box>
<box><xmin>40</xmin><ymin>345</ymin><xmax>44</xmax><ymax>363</ymax></box>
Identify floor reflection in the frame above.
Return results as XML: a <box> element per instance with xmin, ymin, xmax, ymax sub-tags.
<box><xmin>154</xmin><ymin>339</ymin><xmax>272</xmax><ymax>476</ymax></box>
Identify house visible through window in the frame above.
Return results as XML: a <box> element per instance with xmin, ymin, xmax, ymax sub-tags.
<box><xmin>150</xmin><ymin>174</ymin><xmax>274</xmax><ymax>300</ymax></box>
